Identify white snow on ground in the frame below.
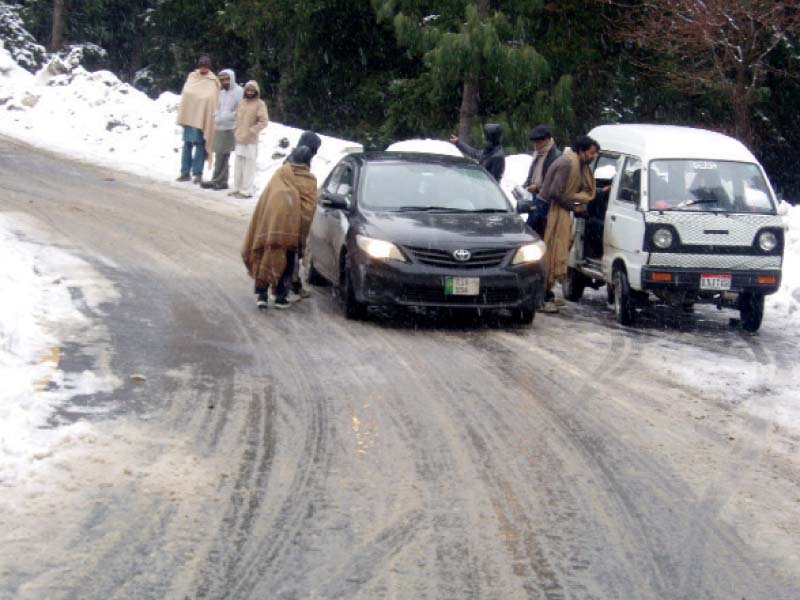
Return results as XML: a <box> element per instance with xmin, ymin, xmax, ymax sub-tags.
<box><xmin>0</xmin><ymin>213</ymin><xmax>120</xmax><ymax>487</ymax></box>
<box><xmin>0</xmin><ymin>40</ymin><xmax>361</xmax><ymax>203</ymax></box>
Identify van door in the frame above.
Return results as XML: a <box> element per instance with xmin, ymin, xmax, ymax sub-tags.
<box><xmin>603</xmin><ymin>155</ymin><xmax>647</xmax><ymax>288</ymax></box>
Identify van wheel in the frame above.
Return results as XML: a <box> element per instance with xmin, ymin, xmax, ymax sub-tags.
<box><xmin>613</xmin><ymin>266</ymin><xmax>637</xmax><ymax>326</ymax></box>
<box><xmin>341</xmin><ymin>255</ymin><xmax>368</xmax><ymax>320</ymax></box>
<box><xmin>606</xmin><ymin>283</ymin><xmax>614</xmax><ymax>305</ymax></box>
<box><xmin>738</xmin><ymin>292</ymin><xmax>764</xmax><ymax>333</ymax></box>
<box><xmin>306</xmin><ymin>255</ymin><xmax>326</xmax><ymax>286</ymax></box>
<box><xmin>563</xmin><ymin>268</ymin><xmax>587</xmax><ymax>302</ymax></box>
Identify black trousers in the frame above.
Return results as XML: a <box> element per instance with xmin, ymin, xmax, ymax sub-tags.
<box><xmin>254</xmin><ymin>250</ymin><xmax>296</xmax><ymax>299</ymax></box>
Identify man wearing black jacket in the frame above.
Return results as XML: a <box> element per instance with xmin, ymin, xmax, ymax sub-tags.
<box><xmin>523</xmin><ymin>124</ymin><xmax>562</xmax><ymax>237</ymax></box>
<box><xmin>449</xmin><ymin>123</ymin><xmax>506</xmax><ymax>182</ymax></box>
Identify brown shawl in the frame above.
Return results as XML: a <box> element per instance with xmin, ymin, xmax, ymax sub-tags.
<box><xmin>176</xmin><ymin>70</ymin><xmax>220</xmax><ymax>163</ymax></box>
<box><xmin>540</xmin><ymin>150</ymin><xmax>596</xmax><ymax>289</ymax></box>
<box><xmin>241</xmin><ymin>163</ymin><xmax>316</xmax><ymax>287</ymax></box>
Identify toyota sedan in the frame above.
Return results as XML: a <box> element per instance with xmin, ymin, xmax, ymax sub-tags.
<box><xmin>305</xmin><ymin>152</ymin><xmax>546</xmax><ymax>323</ymax></box>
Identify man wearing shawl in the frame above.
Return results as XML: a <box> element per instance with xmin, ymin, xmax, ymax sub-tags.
<box><xmin>289</xmin><ymin>131</ymin><xmax>322</xmax><ymax>300</ymax></box>
<box><xmin>176</xmin><ymin>55</ymin><xmax>220</xmax><ymax>183</ymax></box>
<box><xmin>241</xmin><ymin>146</ymin><xmax>318</xmax><ymax>310</ymax></box>
<box><xmin>538</xmin><ymin>135</ymin><xmax>599</xmax><ymax>314</ymax></box>
<box><xmin>523</xmin><ymin>124</ymin><xmax>562</xmax><ymax>238</ymax></box>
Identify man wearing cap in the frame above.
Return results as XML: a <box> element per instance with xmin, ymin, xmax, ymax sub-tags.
<box><xmin>176</xmin><ymin>55</ymin><xmax>220</xmax><ymax>183</ymax></box>
<box><xmin>201</xmin><ymin>68</ymin><xmax>242</xmax><ymax>190</ymax></box>
<box><xmin>523</xmin><ymin>124</ymin><xmax>562</xmax><ymax>237</ymax></box>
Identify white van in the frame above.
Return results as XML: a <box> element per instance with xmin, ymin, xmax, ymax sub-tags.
<box><xmin>565</xmin><ymin>124</ymin><xmax>784</xmax><ymax>332</ymax></box>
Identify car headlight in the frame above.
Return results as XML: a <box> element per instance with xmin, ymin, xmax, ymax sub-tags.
<box><xmin>652</xmin><ymin>227</ymin><xmax>674</xmax><ymax>249</ymax></box>
<box><xmin>758</xmin><ymin>230</ymin><xmax>778</xmax><ymax>252</ymax></box>
<box><xmin>512</xmin><ymin>241</ymin><xmax>546</xmax><ymax>264</ymax></box>
<box><xmin>356</xmin><ymin>235</ymin><xmax>406</xmax><ymax>262</ymax></box>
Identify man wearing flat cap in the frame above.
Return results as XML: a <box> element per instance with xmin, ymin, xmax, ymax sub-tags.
<box><xmin>523</xmin><ymin>124</ymin><xmax>562</xmax><ymax>236</ymax></box>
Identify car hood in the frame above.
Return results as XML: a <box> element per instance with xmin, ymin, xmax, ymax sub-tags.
<box><xmin>359</xmin><ymin>210</ymin><xmax>536</xmax><ymax>248</ymax></box>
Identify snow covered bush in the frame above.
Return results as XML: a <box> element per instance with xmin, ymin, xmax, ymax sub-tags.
<box><xmin>0</xmin><ymin>1</ymin><xmax>45</xmax><ymax>71</ymax></box>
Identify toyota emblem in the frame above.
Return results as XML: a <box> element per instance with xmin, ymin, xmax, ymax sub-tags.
<box><xmin>453</xmin><ymin>249</ymin><xmax>471</xmax><ymax>262</ymax></box>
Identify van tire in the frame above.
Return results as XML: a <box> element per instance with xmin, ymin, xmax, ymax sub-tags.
<box><xmin>606</xmin><ymin>283</ymin><xmax>614</xmax><ymax>305</ymax></box>
<box><xmin>738</xmin><ymin>292</ymin><xmax>764</xmax><ymax>333</ymax></box>
<box><xmin>563</xmin><ymin>268</ymin><xmax>587</xmax><ymax>302</ymax></box>
<box><xmin>613</xmin><ymin>266</ymin><xmax>637</xmax><ymax>326</ymax></box>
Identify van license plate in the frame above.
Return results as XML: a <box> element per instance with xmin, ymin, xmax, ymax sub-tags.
<box><xmin>700</xmin><ymin>273</ymin><xmax>732</xmax><ymax>291</ymax></box>
<box><xmin>445</xmin><ymin>276</ymin><xmax>480</xmax><ymax>295</ymax></box>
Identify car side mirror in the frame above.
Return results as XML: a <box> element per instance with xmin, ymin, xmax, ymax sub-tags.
<box><xmin>516</xmin><ymin>198</ymin><xmax>535</xmax><ymax>214</ymax></box>
<box><xmin>320</xmin><ymin>191</ymin><xmax>351</xmax><ymax>210</ymax></box>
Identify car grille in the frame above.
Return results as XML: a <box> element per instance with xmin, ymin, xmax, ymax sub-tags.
<box><xmin>400</xmin><ymin>286</ymin><xmax>520</xmax><ymax>305</ymax></box>
<box><xmin>404</xmin><ymin>246</ymin><xmax>510</xmax><ymax>269</ymax></box>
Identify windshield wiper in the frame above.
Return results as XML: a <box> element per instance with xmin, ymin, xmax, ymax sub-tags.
<box><xmin>470</xmin><ymin>208</ymin><xmax>509</xmax><ymax>213</ymax></box>
<box><xmin>394</xmin><ymin>206</ymin><xmax>469</xmax><ymax>212</ymax></box>
<box><xmin>676</xmin><ymin>197</ymin><xmax>719</xmax><ymax>209</ymax></box>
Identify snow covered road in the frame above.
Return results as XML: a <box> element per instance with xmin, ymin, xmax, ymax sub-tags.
<box><xmin>1</xmin><ymin>137</ymin><xmax>799</xmax><ymax>599</ymax></box>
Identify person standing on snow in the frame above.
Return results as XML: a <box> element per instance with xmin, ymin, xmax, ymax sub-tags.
<box><xmin>176</xmin><ymin>55</ymin><xmax>220</xmax><ymax>183</ymax></box>
<box><xmin>288</xmin><ymin>131</ymin><xmax>322</xmax><ymax>301</ymax></box>
<box><xmin>201</xmin><ymin>68</ymin><xmax>242</xmax><ymax>190</ymax></box>
<box><xmin>241</xmin><ymin>146</ymin><xmax>318</xmax><ymax>310</ymax></box>
<box><xmin>523</xmin><ymin>124</ymin><xmax>562</xmax><ymax>237</ymax></box>
<box><xmin>449</xmin><ymin>123</ymin><xmax>506</xmax><ymax>182</ymax></box>
<box><xmin>229</xmin><ymin>80</ymin><xmax>268</xmax><ymax>199</ymax></box>
<box><xmin>538</xmin><ymin>135</ymin><xmax>599</xmax><ymax>314</ymax></box>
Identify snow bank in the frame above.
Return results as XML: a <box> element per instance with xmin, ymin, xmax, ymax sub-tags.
<box><xmin>0</xmin><ymin>214</ymin><xmax>119</xmax><ymax>486</ymax></box>
<box><xmin>766</xmin><ymin>203</ymin><xmax>800</xmax><ymax>333</ymax></box>
<box><xmin>0</xmin><ymin>40</ymin><xmax>361</xmax><ymax>201</ymax></box>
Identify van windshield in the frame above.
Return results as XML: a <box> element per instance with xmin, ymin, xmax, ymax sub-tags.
<box><xmin>648</xmin><ymin>160</ymin><xmax>775</xmax><ymax>214</ymax></box>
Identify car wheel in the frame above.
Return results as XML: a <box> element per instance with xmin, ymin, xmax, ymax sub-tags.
<box><xmin>516</xmin><ymin>303</ymin><xmax>536</xmax><ymax>325</ymax></box>
<box><xmin>306</xmin><ymin>254</ymin><xmax>326</xmax><ymax>286</ymax></box>
<box><xmin>606</xmin><ymin>283</ymin><xmax>614</xmax><ymax>305</ymax></box>
<box><xmin>613</xmin><ymin>266</ymin><xmax>637</xmax><ymax>326</ymax></box>
<box><xmin>563</xmin><ymin>267</ymin><xmax>587</xmax><ymax>302</ymax></box>
<box><xmin>738</xmin><ymin>291</ymin><xmax>764</xmax><ymax>333</ymax></box>
<box><xmin>342</xmin><ymin>254</ymin><xmax>368</xmax><ymax>320</ymax></box>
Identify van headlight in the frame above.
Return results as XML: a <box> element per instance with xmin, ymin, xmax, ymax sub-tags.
<box><xmin>652</xmin><ymin>227</ymin><xmax>674</xmax><ymax>249</ymax></box>
<box><xmin>512</xmin><ymin>241</ymin><xmax>546</xmax><ymax>264</ymax></box>
<box><xmin>757</xmin><ymin>231</ymin><xmax>778</xmax><ymax>252</ymax></box>
<box><xmin>356</xmin><ymin>235</ymin><xmax>406</xmax><ymax>262</ymax></box>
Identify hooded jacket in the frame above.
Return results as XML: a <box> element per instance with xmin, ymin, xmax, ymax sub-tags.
<box><xmin>214</xmin><ymin>69</ymin><xmax>243</xmax><ymax>131</ymax></box>
<box><xmin>234</xmin><ymin>81</ymin><xmax>269</xmax><ymax>146</ymax></box>
<box><xmin>454</xmin><ymin>123</ymin><xmax>506</xmax><ymax>182</ymax></box>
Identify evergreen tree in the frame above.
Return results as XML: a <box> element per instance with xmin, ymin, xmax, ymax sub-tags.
<box><xmin>372</xmin><ymin>0</ymin><xmax>572</xmax><ymax>148</ymax></box>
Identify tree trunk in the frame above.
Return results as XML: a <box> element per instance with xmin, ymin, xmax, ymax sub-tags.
<box><xmin>458</xmin><ymin>74</ymin><xmax>480</xmax><ymax>143</ymax></box>
<box><xmin>732</xmin><ymin>68</ymin><xmax>753</xmax><ymax>149</ymax></box>
<box><xmin>49</xmin><ymin>0</ymin><xmax>67</xmax><ymax>52</ymax></box>
<box><xmin>128</xmin><ymin>2</ymin><xmax>145</xmax><ymax>82</ymax></box>
<box><xmin>456</xmin><ymin>0</ymin><xmax>490</xmax><ymax>145</ymax></box>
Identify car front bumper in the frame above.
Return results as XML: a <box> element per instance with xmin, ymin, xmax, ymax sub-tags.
<box><xmin>641</xmin><ymin>266</ymin><xmax>781</xmax><ymax>295</ymax></box>
<box><xmin>354</xmin><ymin>257</ymin><xmax>546</xmax><ymax>309</ymax></box>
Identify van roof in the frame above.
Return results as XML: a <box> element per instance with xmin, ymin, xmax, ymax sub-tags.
<box><xmin>588</xmin><ymin>124</ymin><xmax>757</xmax><ymax>163</ymax></box>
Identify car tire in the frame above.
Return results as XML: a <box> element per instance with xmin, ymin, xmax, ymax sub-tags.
<box><xmin>606</xmin><ymin>283</ymin><xmax>614</xmax><ymax>305</ymax></box>
<box><xmin>306</xmin><ymin>255</ymin><xmax>326</xmax><ymax>286</ymax></box>
<box><xmin>738</xmin><ymin>291</ymin><xmax>764</xmax><ymax>333</ymax></box>
<box><xmin>613</xmin><ymin>265</ymin><xmax>637</xmax><ymax>326</ymax></box>
<box><xmin>516</xmin><ymin>303</ymin><xmax>536</xmax><ymax>325</ymax></box>
<box><xmin>563</xmin><ymin>267</ymin><xmax>587</xmax><ymax>302</ymax></box>
<box><xmin>342</xmin><ymin>255</ymin><xmax>368</xmax><ymax>320</ymax></box>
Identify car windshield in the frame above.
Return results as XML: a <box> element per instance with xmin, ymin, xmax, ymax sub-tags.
<box><xmin>360</xmin><ymin>162</ymin><xmax>511</xmax><ymax>212</ymax></box>
<box><xmin>648</xmin><ymin>159</ymin><xmax>775</xmax><ymax>214</ymax></box>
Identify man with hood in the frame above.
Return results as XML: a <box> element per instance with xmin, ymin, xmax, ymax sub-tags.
<box><xmin>538</xmin><ymin>135</ymin><xmax>598</xmax><ymax>313</ymax></box>
<box><xmin>176</xmin><ymin>55</ymin><xmax>220</xmax><ymax>183</ymax></box>
<box><xmin>229</xmin><ymin>80</ymin><xmax>268</xmax><ymax>199</ymax></box>
<box><xmin>201</xmin><ymin>68</ymin><xmax>243</xmax><ymax>190</ymax></box>
<box><xmin>523</xmin><ymin>124</ymin><xmax>562</xmax><ymax>237</ymax></box>
<box><xmin>449</xmin><ymin>123</ymin><xmax>506</xmax><ymax>182</ymax></box>
<box><xmin>241</xmin><ymin>146</ymin><xmax>318</xmax><ymax>310</ymax></box>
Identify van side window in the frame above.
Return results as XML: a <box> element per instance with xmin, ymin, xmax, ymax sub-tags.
<box><xmin>617</xmin><ymin>157</ymin><xmax>642</xmax><ymax>204</ymax></box>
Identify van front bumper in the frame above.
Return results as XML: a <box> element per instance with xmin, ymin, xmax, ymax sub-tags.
<box><xmin>641</xmin><ymin>267</ymin><xmax>781</xmax><ymax>295</ymax></box>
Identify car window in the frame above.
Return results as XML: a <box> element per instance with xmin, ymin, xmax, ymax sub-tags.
<box><xmin>325</xmin><ymin>164</ymin><xmax>346</xmax><ymax>195</ymax></box>
<box><xmin>360</xmin><ymin>162</ymin><xmax>511</xmax><ymax>212</ymax></box>
<box><xmin>648</xmin><ymin>159</ymin><xmax>775</xmax><ymax>214</ymax></box>
<box><xmin>336</xmin><ymin>164</ymin><xmax>354</xmax><ymax>198</ymax></box>
<box><xmin>617</xmin><ymin>157</ymin><xmax>642</xmax><ymax>204</ymax></box>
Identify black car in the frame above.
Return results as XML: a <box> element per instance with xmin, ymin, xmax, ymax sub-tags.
<box><xmin>305</xmin><ymin>152</ymin><xmax>546</xmax><ymax>323</ymax></box>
